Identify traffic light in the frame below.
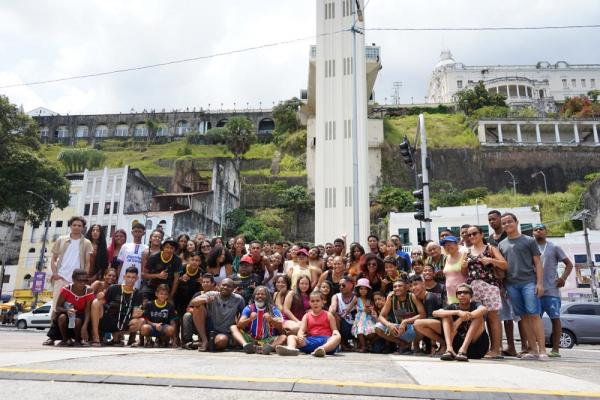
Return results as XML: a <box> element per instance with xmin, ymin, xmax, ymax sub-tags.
<box><xmin>413</xmin><ymin>189</ymin><xmax>425</xmax><ymax>221</ymax></box>
<box><xmin>399</xmin><ymin>138</ymin><xmax>414</xmax><ymax>166</ymax></box>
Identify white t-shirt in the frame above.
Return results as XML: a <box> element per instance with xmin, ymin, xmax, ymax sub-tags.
<box><xmin>117</xmin><ymin>242</ymin><xmax>148</xmax><ymax>289</ymax></box>
<box><xmin>60</xmin><ymin>238</ymin><xmax>81</xmax><ymax>282</ymax></box>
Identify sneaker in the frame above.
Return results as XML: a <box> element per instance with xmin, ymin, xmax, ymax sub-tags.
<box><xmin>537</xmin><ymin>353</ymin><xmax>549</xmax><ymax>361</ymax></box>
<box><xmin>520</xmin><ymin>353</ymin><xmax>538</xmax><ymax>360</ymax></box>
<box><xmin>548</xmin><ymin>351</ymin><xmax>561</xmax><ymax>358</ymax></box>
<box><xmin>262</xmin><ymin>344</ymin><xmax>274</xmax><ymax>355</ymax></box>
<box><xmin>243</xmin><ymin>343</ymin><xmax>255</xmax><ymax>354</ymax></box>
<box><xmin>312</xmin><ymin>347</ymin><xmax>326</xmax><ymax>358</ymax></box>
<box><xmin>275</xmin><ymin>345</ymin><xmax>299</xmax><ymax>356</ymax></box>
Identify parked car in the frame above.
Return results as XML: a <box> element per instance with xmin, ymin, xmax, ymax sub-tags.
<box><xmin>542</xmin><ymin>301</ymin><xmax>600</xmax><ymax>349</ymax></box>
<box><xmin>16</xmin><ymin>302</ymin><xmax>52</xmax><ymax>330</ymax></box>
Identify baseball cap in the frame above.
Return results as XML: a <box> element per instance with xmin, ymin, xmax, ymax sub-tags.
<box><xmin>439</xmin><ymin>236</ymin><xmax>459</xmax><ymax>246</ymax></box>
<box><xmin>533</xmin><ymin>224</ymin><xmax>546</xmax><ymax>230</ymax></box>
<box><xmin>240</xmin><ymin>255</ymin><xmax>254</xmax><ymax>264</ymax></box>
<box><xmin>296</xmin><ymin>248</ymin><xmax>309</xmax><ymax>257</ymax></box>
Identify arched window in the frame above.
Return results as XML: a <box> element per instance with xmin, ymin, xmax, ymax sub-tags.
<box><xmin>95</xmin><ymin>125</ymin><xmax>109</xmax><ymax>137</ymax></box>
<box><xmin>258</xmin><ymin>118</ymin><xmax>275</xmax><ymax>133</ymax></box>
<box><xmin>134</xmin><ymin>123</ymin><xmax>148</xmax><ymax>137</ymax></box>
<box><xmin>56</xmin><ymin>126</ymin><xmax>69</xmax><ymax>138</ymax></box>
<box><xmin>176</xmin><ymin>121</ymin><xmax>190</xmax><ymax>136</ymax></box>
<box><xmin>39</xmin><ymin>126</ymin><xmax>49</xmax><ymax>137</ymax></box>
<box><xmin>115</xmin><ymin>124</ymin><xmax>129</xmax><ymax>137</ymax></box>
<box><xmin>156</xmin><ymin>124</ymin><xmax>169</xmax><ymax>136</ymax></box>
<box><xmin>216</xmin><ymin>119</ymin><xmax>228</xmax><ymax>128</ymax></box>
<box><xmin>28</xmin><ymin>247</ymin><xmax>35</xmax><ymax>253</ymax></box>
<box><xmin>76</xmin><ymin>125</ymin><xmax>89</xmax><ymax>138</ymax></box>
<box><xmin>23</xmin><ymin>274</ymin><xmax>32</xmax><ymax>289</ymax></box>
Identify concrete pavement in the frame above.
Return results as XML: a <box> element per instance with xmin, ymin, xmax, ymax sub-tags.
<box><xmin>1</xmin><ymin>328</ymin><xmax>600</xmax><ymax>399</ymax></box>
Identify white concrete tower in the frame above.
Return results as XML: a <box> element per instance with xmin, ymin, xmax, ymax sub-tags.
<box><xmin>314</xmin><ymin>0</ymin><xmax>369</xmax><ymax>246</ymax></box>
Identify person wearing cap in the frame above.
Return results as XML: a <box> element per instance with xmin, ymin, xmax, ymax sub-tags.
<box><xmin>533</xmin><ymin>223</ymin><xmax>573</xmax><ymax>357</ymax></box>
<box><xmin>231</xmin><ymin>254</ymin><xmax>262</xmax><ymax>304</ymax></box>
<box><xmin>441</xmin><ymin>236</ymin><xmax>467</xmax><ymax>304</ymax></box>
<box><xmin>287</xmin><ymin>247</ymin><xmax>319</xmax><ymax>290</ymax></box>
<box><xmin>141</xmin><ymin>237</ymin><xmax>182</xmax><ymax>303</ymax></box>
<box><xmin>344</xmin><ymin>278</ymin><xmax>377</xmax><ymax>352</ymax></box>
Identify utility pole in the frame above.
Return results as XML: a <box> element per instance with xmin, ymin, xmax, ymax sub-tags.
<box><xmin>392</xmin><ymin>81</ymin><xmax>403</xmax><ymax>105</ymax></box>
<box><xmin>531</xmin><ymin>170</ymin><xmax>548</xmax><ymax>195</ymax></box>
<box><xmin>573</xmin><ymin>210</ymin><xmax>598</xmax><ymax>301</ymax></box>
<box><xmin>413</xmin><ymin>114</ymin><xmax>432</xmax><ymax>241</ymax></box>
<box><xmin>26</xmin><ymin>191</ymin><xmax>53</xmax><ymax>309</ymax></box>
<box><xmin>505</xmin><ymin>170</ymin><xmax>517</xmax><ymax>196</ymax></box>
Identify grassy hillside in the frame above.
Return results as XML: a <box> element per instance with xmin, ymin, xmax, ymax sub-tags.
<box><xmin>384</xmin><ymin>113</ymin><xmax>479</xmax><ymax>148</ymax></box>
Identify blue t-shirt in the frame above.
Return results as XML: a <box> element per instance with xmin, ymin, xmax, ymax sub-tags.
<box><xmin>241</xmin><ymin>304</ymin><xmax>282</xmax><ymax>339</ymax></box>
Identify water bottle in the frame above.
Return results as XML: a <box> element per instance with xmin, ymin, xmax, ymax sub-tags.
<box><xmin>64</xmin><ymin>302</ymin><xmax>75</xmax><ymax>329</ymax></box>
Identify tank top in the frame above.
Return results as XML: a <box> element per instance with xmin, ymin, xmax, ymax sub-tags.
<box><xmin>335</xmin><ymin>292</ymin><xmax>356</xmax><ymax>324</ymax></box>
<box><xmin>290</xmin><ymin>293</ymin><xmax>310</xmax><ymax>320</ymax></box>
<box><xmin>290</xmin><ymin>265</ymin><xmax>312</xmax><ymax>289</ymax></box>
<box><xmin>306</xmin><ymin>310</ymin><xmax>332</xmax><ymax>337</ymax></box>
<box><xmin>466</xmin><ymin>245</ymin><xmax>500</xmax><ymax>287</ymax></box>
<box><xmin>325</xmin><ymin>271</ymin><xmax>342</xmax><ymax>293</ymax></box>
<box><xmin>60</xmin><ymin>285</ymin><xmax>95</xmax><ymax>314</ymax></box>
<box><xmin>444</xmin><ymin>255</ymin><xmax>467</xmax><ymax>304</ymax></box>
<box><xmin>391</xmin><ymin>293</ymin><xmax>417</xmax><ymax>324</ymax></box>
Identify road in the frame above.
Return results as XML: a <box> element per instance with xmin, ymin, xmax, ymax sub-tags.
<box><xmin>1</xmin><ymin>326</ymin><xmax>600</xmax><ymax>400</ymax></box>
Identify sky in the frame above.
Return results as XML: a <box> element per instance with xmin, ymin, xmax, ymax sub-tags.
<box><xmin>1</xmin><ymin>0</ymin><xmax>599</xmax><ymax>114</ymax></box>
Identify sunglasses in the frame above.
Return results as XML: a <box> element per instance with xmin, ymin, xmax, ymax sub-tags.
<box><xmin>533</xmin><ymin>228</ymin><xmax>545</xmax><ymax>231</ymax></box>
<box><xmin>201</xmin><ymin>245</ymin><xmax>211</xmax><ymax>249</ymax></box>
<box><xmin>456</xmin><ymin>290</ymin><xmax>471</xmax><ymax>295</ymax></box>
<box><xmin>467</xmin><ymin>232</ymin><xmax>479</xmax><ymax>237</ymax></box>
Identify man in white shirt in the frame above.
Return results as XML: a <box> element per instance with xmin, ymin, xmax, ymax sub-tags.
<box><xmin>117</xmin><ymin>223</ymin><xmax>148</xmax><ymax>289</ymax></box>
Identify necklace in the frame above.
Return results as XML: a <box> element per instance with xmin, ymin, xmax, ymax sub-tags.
<box><xmin>117</xmin><ymin>286</ymin><xmax>134</xmax><ymax>331</ymax></box>
<box><xmin>537</xmin><ymin>242</ymin><xmax>547</xmax><ymax>256</ymax></box>
<box><xmin>160</xmin><ymin>252</ymin><xmax>173</xmax><ymax>264</ymax></box>
<box><xmin>154</xmin><ymin>299</ymin><xmax>167</xmax><ymax>308</ymax></box>
<box><xmin>186</xmin><ymin>265</ymin><xmax>199</xmax><ymax>277</ymax></box>
<box><xmin>121</xmin><ymin>284</ymin><xmax>133</xmax><ymax>294</ymax></box>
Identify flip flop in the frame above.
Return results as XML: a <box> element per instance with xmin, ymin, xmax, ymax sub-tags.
<box><xmin>440</xmin><ymin>351</ymin><xmax>455</xmax><ymax>361</ymax></box>
<box><xmin>502</xmin><ymin>350</ymin><xmax>518</xmax><ymax>357</ymax></box>
<box><xmin>91</xmin><ymin>341</ymin><xmax>102</xmax><ymax>348</ymax></box>
<box><xmin>198</xmin><ymin>342</ymin><xmax>208</xmax><ymax>352</ymax></box>
<box><xmin>484</xmin><ymin>353</ymin><xmax>504</xmax><ymax>360</ymax></box>
<box><xmin>455</xmin><ymin>352</ymin><xmax>469</xmax><ymax>362</ymax></box>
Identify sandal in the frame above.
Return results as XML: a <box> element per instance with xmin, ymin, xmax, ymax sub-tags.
<box><xmin>182</xmin><ymin>342</ymin><xmax>196</xmax><ymax>350</ymax></box>
<box><xmin>198</xmin><ymin>341</ymin><xmax>208</xmax><ymax>352</ymax></box>
<box><xmin>42</xmin><ymin>339</ymin><xmax>55</xmax><ymax>346</ymax></box>
<box><xmin>56</xmin><ymin>340</ymin><xmax>71</xmax><ymax>347</ymax></box>
<box><xmin>144</xmin><ymin>340</ymin><xmax>154</xmax><ymax>348</ymax></box>
<box><xmin>455</xmin><ymin>352</ymin><xmax>469</xmax><ymax>362</ymax></box>
<box><xmin>91</xmin><ymin>341</ymin><xmax>102</xmax><ymax>347</ymax></box>
<box><xmin>440</xmin><ymin>351</ymin><xmax>455</xmax><ymax>361</ymax></box>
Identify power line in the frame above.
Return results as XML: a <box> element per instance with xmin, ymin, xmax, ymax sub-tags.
<box><xmin>1</xmin><ymin>23</ymin><xmax>599</xmax><ymax>89</ymax></box>
<box><xmin>365</xmin><ymin>24</ymin><xmax>600</xmax><ymax>32</ymax></box>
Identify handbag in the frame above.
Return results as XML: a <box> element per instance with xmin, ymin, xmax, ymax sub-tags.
<box><xmin>488</xmin><ymin>245</ymin><xmax>506</xmax><ymax>281</ymax></box>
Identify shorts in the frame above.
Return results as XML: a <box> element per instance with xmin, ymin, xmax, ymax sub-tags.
<box><xmin>149</xmin><ymin>323</ymin><xmax>169</xmax><ymax>337</ymax></box>
<box><xmin>241</xmin><ymin>331</ymin><xmax>279</xmax><ymax>346</ymax></box>
<box><xmin>540</xmin><ymin>296</ymin><xmax>561</xmax><ymax>319</ymax></box>
<box><xmin>506</xmin><ymin>282</ymin><xmax>541</xmax><ymax>316</ymax></box>
<box><xmin>299</xmin><ymin>336</ymin><xmax>334</xmax><ymax>354</ymax></box>
<box><xmin>471</xmin><ymin>280</ymin><xmax>502</xmax><ymax>311</ymax></box>
<box><xmin>499</xmin><ymin>291</ymin><xmax>520</xmax><ymax>322</ymax></box>
<box><xmin>340</xmin><ymin>318</ymin><xmax>353</xmax><ymax>341</ymax></box>
<box><xmin>375</xmin><ymin>322</ymin><xmax>416</xmax><ymax>343</ymax></box>
<box><xmin>453</xmin><ymin>330</ymin><xmax>490</xmax><ymax>360</ymax></box>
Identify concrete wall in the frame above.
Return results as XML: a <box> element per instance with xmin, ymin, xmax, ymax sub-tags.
<box><xmin>0</xmin><ymin>211</ymin><xmax>24</xmax><ymax>265</ymax></box>
<box><xmin>383</xmin><ymin>146</ymin><xmax>600</xmax><ymax>194</ymax></box>
<box><xmin>584</xmin><ymin>178</ymin><xmax>600</xmax><ymax>230</ymax></box>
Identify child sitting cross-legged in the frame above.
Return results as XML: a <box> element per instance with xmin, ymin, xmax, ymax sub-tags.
<box><xmin>140</xmin><ymin>284</ymin><xmax>178</xmax><ymax>347</ymax></box>
<box><xmin>276</xmin><ymin>290</ymin><xmax>341</xmax><ymax>357</ymax></box>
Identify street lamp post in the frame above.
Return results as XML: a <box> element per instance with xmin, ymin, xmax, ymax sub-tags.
<box><xmin>531</xmin><ymin>170</ymin><xmax>548</xmax><ymax>195</ymax></box>
<box><xmin>26</xmin><ymin>191</ymin><xmax>53</xmax><ymax>309</ymax></box>
<box><xmin>475</xmin><ymin>197</ymin><xmax>481</xmax><ymax>226</ymax></box>
<box><xmin>504</xmin><ymin>170</ymin><xmax>517</xmax><ymax>196</ymax></box>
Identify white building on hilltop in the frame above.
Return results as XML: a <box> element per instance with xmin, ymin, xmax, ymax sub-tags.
<box><xmin>389</xmin><ymin>204</ymin><xmax>541</xmax><ymax>246</ymax></box>
<box><xmin>427</xmin><ymin>50</ymin><xmax>600</xmax><ymax>110</ymax></box>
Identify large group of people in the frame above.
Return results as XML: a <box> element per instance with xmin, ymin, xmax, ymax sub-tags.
<box><xmin>42</xmin><ymin>210</ymin><xmax>573</xmax><ymax>360</ymax></box>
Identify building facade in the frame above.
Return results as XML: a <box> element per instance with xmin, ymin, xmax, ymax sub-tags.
<box><xmin>389</xmin><ymin>204</ymin><xmax>541</xmax><ymax>247</ymax></box>
<box><xmin>308</xmin><ymin>0</ymin><xmax>381</xmax><ymax>246</ymax></box>
<box><xmin>28</xmin><ymin>108</ymin><xmax>276</xmax><ymax>145</ymax></box>
<box><xmin>427</xmin><ymin>50</ymin><xmax>600</xmax><ymax>110</ymax></box>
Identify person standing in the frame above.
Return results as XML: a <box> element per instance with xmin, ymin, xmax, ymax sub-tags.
<box><xmin>533</xmin><ymin>223</ymin><xmax>574</xmax><ymax>357</ymax></box>
<box><xmin>44</xmin><ymin>216</ymin><xmax>93</xmax><ymax>346</ymax></box>
<box><xmin>498</xmin><ymin>213</ymin><xmax>548</xmax><ymax>360</ymax></box>
<box><xmin>117</xmin><ymin>223</ymin><xmax>148</xmax><ymax>290</ymax></box>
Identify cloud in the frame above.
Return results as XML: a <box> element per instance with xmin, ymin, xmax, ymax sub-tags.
<box><xmin>0</xmin><ymin>0</ymin><xmax>598</xmax><ymax>113</ymax></box>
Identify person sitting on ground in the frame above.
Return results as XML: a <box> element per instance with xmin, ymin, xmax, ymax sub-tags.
<box><xmin>231</xmin><ymin>286</ymin><xmax>286</xmax><ymax>355</ymax></box>
<box><xmin>91</xmin><ymin>266</ymin><xmax>144</xmax><ymax>346</ymax></box>
<box><xmin>140</xmin><ymin>284</ymin><xmax>178</xmax><ymax>347</ymax></box>
<box><xmin>411</xmin><ymin>275</ymin><xmax>445</xmax><ymax>356</ymax></box>
<box><xmin>375</xmin><ymin>279</ymin><xmax>425</xmax><ymax>354</ymax></box>
<box><xmin>90</xmin><ymin>267</ymin><xmax>117</xmax><ymax>297</ymax></box>
<box><xmin>282</xmin><ymin>275</ymin><xmax>312</xmax><ymax>335</ymax></box>
<box><xmin>231</xmin><ymin>255</ymin><xmax>262</xmax><ymax>304</ymax></box>
<box><xmin>434</xmin><ymin>283</ymin><xmax>489</xmax><ymax>362</ymax></box>
<box><xmin>276</xmin><ymin>291</ymin><xmax>341</xmax><ymax>357</ymax></box>
<box><xmin>189</xmin><ymin>278</ymin><xmax>245</xmax><ymax>352</ymax></box>
<box><xmin>329</xmin><ymin>276</ymin><xmax>356</xmax><ymax>351</ymax></box>
<box><xmin>318</xmin><ymin>280</ymin><xmax>334</xmax><ymax>310</ymax></box>
<box><xmin>53</xmin><ymin>269</ymin><xmax>95</xmax><ymax>347</ymax></box>
<box><xmin>180</xmin><ymin>274</ymin><xmax>216</xmax><ymax>350</ymax></box>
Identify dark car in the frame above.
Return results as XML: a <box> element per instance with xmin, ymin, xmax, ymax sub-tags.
<box><xmin>543</xmin><ymin>301</ymin><xmax>600</xmax><ymax>349</ymax></box>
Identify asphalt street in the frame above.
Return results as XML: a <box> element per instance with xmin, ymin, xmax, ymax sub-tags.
<box><xmin>1</xmin><ymin>326</ymin><xmax>600</xmax><ymax>400</ymax></box>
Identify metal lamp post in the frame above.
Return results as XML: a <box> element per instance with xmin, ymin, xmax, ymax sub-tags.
<box><xmin>504</xmin><ymin>170</ymin><xmax>517</xmax><ymax>196</ymax></box>
<box><xmin>26</xmin><ymin>191</ymin><xmax>53</xmax><ymax>309</ymax></box>
<box><xmin>531</xmin><ymin>170</ymin><xmax>548</xmax><ymax>195</ymax></box>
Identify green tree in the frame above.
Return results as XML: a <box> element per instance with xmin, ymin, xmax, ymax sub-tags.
<box><xmin>224</xmin><ymin>117</ymin><xmax>256</xmax><ymax>159</ymax></box>
<box><xmin>376</xmin><ymin>186</ymin><xmax>414</xmax><ymax>213</ymax></box>
<box><xmin>456</xmin><ymin>81</ymin><xmax>507</xmax><ymax>115</ymax></box>
<box><xmin>0</xmin><ymin>95</ymin><xmax>70</xmax><ymax>224</ymax></box>
<box><xmin>279</xmin><ymin>185</ymin><xmax>312</xmax><ymax>238</ymax></box>
<box><xmin>272</xmin><ymin>97</ymin><xmax>302</xmax><ymax>143</ymax></box>
<box><xmin>238</xmin><ymin>217</ymin><xmax>283</xmax><ymax>242</ymax></box>
<box><xmin>57</xmin><ymin>148</ymin><xmax>107</xmax><ymax>173</ymax></box>
<box><xmin>224</xmin><ymin>208</ymin><xmax>248</xmax><ymax>238</ymax></box>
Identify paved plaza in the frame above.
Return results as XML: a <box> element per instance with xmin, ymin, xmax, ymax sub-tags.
<box><xmin>1</xmin><ymin>327</ymin><xmax>600</xmax><ymax>399</ymax></box>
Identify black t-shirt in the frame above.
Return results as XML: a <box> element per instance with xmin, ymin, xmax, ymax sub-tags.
<box><xmin>145</xmin><ymin>252</ymin><xmax>182</xmax><ymax>290</ymax></box>
<box><xmin>143</xmin><ymin>300</ymin><xmax>177</xmax><ymax>325</ymax></box>
<box><xmin>231</xmin><ymin>273</ymin><xmax>261</xmax><ymax>304</ymax></box>
<box><xmin>175</xmin><ymin>268</ymin><xmax>203</xmax><ymax>310</ymax></box>
<box><xmin>487</xmin><ymin>231</ymin><xmax>507</xmax><ymax>247</ymax></box>
<box><xmin>104</xmin><ymin>284</ymin><xmax>143</xmax><ymax>328</ymax></box>
<box><xmin>422</xmin><ymin>292</ymin><xmax>444</xmax><ymax>318</ymax></box>
<box><xmin>426</xmin><ymin>282</ymin><xmax>447</xmax><ymax>305</ymax></box>
<box><xmin>443</xmin><ymin>301</ymin><xmax>483</xmax><ymax>338</ymax></box>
